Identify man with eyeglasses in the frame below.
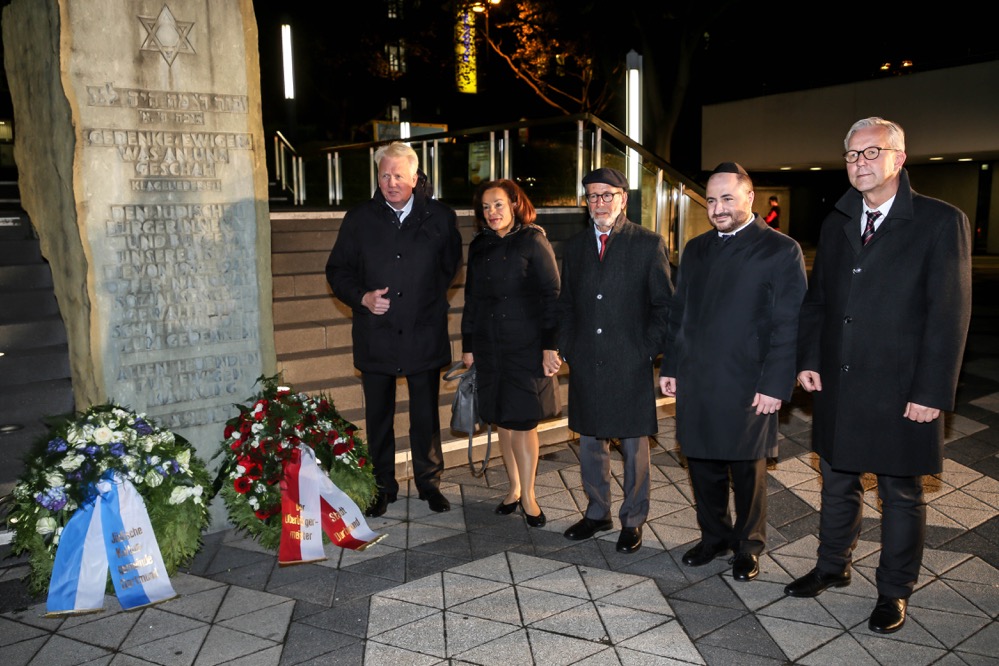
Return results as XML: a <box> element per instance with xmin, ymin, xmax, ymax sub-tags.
<box><xmin>556</xmin><ymin>167</ymin><xmax>672</xmax><ymax>554</ymax></box>
<box><xmin>787</xmin><ymin>117</ymin><xmax>972</xmax><ymax>634</ymax></box>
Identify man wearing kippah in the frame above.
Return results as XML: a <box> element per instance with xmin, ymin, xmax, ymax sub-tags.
<box><xmin>661</xmin><ymin>162</ymin><xmax>807</xmax><ymax>582</ymax></box>
<box><xmin>556</xmin><ymin>167</ymin><xmax>673</xmax><ymax>554</ymax></box>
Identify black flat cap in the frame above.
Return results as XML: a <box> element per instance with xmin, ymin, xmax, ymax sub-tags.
<box><xmin>711</xmin><ymin>162</ymin><xmax>749</xmax><ymax>176</ymax></box>
<box><xmin>582</xmin><ymin>167</ymin><xmax>628</xmax><ymax>188</ymax></box>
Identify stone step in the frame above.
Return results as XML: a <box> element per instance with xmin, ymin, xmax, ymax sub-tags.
<box><xmin>273</xmin><ymin>319</ymin><xmax>353</xmax><ymax>354</ymax></box>
<box><xmin>0</xmin><ymin>287</ymin><xmax>60</xmax><ymax>322</ymax></box>
<box><xmin>0</xmin><ymin>314</ymin><xmax>68</xmax><ymax>350</ymax></box>
<box><xmin>270</xmin><ymin>213</ymin><xmax>343</xmax><ymax>233</ymax></box>
<box><xmin>0</xmin><ymin>343</ymin><xmax>70</xmax><ymax>385</ymax></box>
<box><xmin>271</xmin><ymin>229</ymin><xmax>337</xmax><ymax>253</ymax></box>
<box><xmin>0</xmin><ymin>238</ymin><xmax>42</xmax><ymax>264</ymax></box>
<box><xmin>0</xmin><ymin>263</ymin><xmax>52</xmax><ymax>290</ymax></box>
<box><xmin>0</xmin><ymin>378</ymin><xmax>75</xmax><ymax>427</ymax></box>
<box><xmin>272</xmin><ymin>250</ymin><xmax>330</xmax><ymax>275</ymax></box>
<box><xmin>272</xmin><ymin>273</ymin><xmax>331</xmax><ymax>299</ymax></box>
<box><xmin>0</xmin><ymin>212</ymin><xmax>31</xmax><ymax>239</ymax></box>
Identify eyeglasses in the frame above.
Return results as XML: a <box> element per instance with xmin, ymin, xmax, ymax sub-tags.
<box><xmin>585</xmin><ymin>191</ymin><xmax>622</xmax><ymax>204</ymax></box>
<box><xmin>843</xmin><ymin>146</ymin><xmax>897</xmax><ymax>163</ymax></box>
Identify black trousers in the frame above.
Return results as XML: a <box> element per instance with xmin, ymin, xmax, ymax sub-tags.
<box><xmin>361</xmin><ymin>368</ymin><xmax>444</xmax><ymax>498</ymax></box>
<box><xmin>816</xmin><ymin>457</ymin><xmax>925</xmax><ymax>598</ymax></box>
<box><xmin>687</xmin><ymin>457</ymin><xmax>767</xmax><ymax>555</ymax></box>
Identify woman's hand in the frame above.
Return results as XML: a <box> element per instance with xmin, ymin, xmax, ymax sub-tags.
<box><xmin>462</xmin><ymin>352</ymin><xmax>474</xmax><ymax>368</ymax></box>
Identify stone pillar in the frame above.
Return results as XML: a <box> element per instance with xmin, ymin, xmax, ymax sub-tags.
<box><xmin>2</xmin><ymin>0</ymin><xmax>276</xmax><ymax>504</ymax></box>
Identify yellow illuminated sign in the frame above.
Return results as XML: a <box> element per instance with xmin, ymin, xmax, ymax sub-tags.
<box><xmin>455</xmin><ymin>11</ymin><xmax>477</xmax><ymax>94</ymax></box>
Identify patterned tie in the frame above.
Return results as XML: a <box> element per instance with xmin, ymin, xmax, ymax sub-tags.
<box><xmin>862</xmin><ymin>210</ymin><xmax>881</xmax><ymax>246</ymax></box>
<box><xmin>395</xmin><ymin>210</ymin><xmax>404</xmax><ymax>228</ymax></box>
<box><xmin>598</xmin><ymin>233</ymin><xmax>609</xmax><ymax>261</ymax></box>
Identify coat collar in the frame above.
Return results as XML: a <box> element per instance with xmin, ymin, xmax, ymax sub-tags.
<box><xmin>833</xmin><ymin>168</ymin><xmax>915</xmax><ymax>251</ymax></box>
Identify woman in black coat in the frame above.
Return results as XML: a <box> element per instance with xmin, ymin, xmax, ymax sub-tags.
<box><xmin>461</xmin><ymin>180</ymin><xmax>562</xmax><ymax>527</ymax></box>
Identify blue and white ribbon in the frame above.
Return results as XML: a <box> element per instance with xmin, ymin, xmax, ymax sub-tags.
<box><xmin>46</xmin><ymin>474</ymin><xmax>176</xmax><ymax>615</ymax></box>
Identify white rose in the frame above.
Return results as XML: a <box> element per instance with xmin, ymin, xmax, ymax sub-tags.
<box><xmin>66</xmin><ymin>426</ymin><xmax>84</xmax><ymax>444</ymax></box>
<box><xmin>144</xmin><ymin>470</ymin><xmax>164</xmax><ymax>487</ymax></box>
<box><xmin>93</xmin><ymin>426</ymin><xmax>113</xmax><ymax>445</ymax></box>
<box><xmin>36</xmin><ymin>517</ymin><xmax>57</xmax><ymax>535</ymax></box>
<box><xmin>44</xmin><ymin>471</ymin><xmax>65</xmax><ymax>488</ymax></box>
<box><xmin>148</xmin><ymin>455</ymin><xmax>161</xmax><ymax>466</ymax></box>
<box><xmin>53</xmin><ymin>526</ymin><xmax>64</xmax><ymax>546</ymax></box>
<box><xmin>157</xmin><ymin>432</ymin><xmax>175</xmax><ymax>445</ymax></box>
<box><xmin>60</xmin><ymin>453</ymin><xmax>85</xmax><ymax>472</ymax></box>
<box><xmin>176</xmin><ymin>449</ymin><xmax>191</xmax><ymax>466</ymax></box>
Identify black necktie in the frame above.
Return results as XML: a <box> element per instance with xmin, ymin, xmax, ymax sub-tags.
<box><xmin>862</xmin><ymin>211</ymin><xmax>881</xmax><ymax>246</ymax></box>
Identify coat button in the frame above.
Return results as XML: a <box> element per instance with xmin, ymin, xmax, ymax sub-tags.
<box><xmin>397</xmin><ymin>291</ymin><xmax>403</xmax><ymax>297</ymax></box>
<box><xmin>596</xmin><ymin>294</ymin><xmax>603</xmax><ymax>300</ymax></box>
<box><xmin>843</xmin><ymin>316</ymin><xmax>852</xmax><ymax>323</ymax></box>
<box><xmin>841</xmin><ymin>364</ymin><xmax>850</xmax><ymax>372</ymax></box>
<box><xmin>852</xmin><ymin>267</ymin><xmax>862</xmax><ymax>274</ymax></box>
<box><xmin>396</xmin><ymin>253</ymin><xmax>402</xmax><ymax>259</ymax></box>
<box><xmin>596</xmin><ymin>328</ymin><xmax>603</xmax><ymax>334</ymax></box>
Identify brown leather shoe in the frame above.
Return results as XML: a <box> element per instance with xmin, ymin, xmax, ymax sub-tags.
<box><xmin>868</xmin><ymin>595</ymin><xmax>907</xmax><ymax>634</ymax></box>
<box><xmin>784</xmin><ymin>568</ymin><xmax>851</xmax><ymax>597</ymax></box>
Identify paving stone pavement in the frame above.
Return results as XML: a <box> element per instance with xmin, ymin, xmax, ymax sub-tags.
<box><xmin>1</xmin><ymin>269</ymin><xmax>997</xmax><ymax>665</ymax></box>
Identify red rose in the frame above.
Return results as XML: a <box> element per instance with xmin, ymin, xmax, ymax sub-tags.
<box><xmin>358</xmin><ymin>457</ymin><xmax>366</xmax><ymax>467</ymax></box>
<box><xmin>233</xmin><ymin>477</ymin><xmax>252</xmax><ymax>494</ymax></box>
<box><xmin>333</xmin><ymin>442</ymin><xmax>348</xmax><ymax>456</ymax></box>
<box><xmin>254</xmin><ymin>508</ymin><xmax>273</xmax><ymax>520</ymax></box>
<box><xmin>224</xmin><ymin>424</ymin><xmax>235</xmax><ymax>439</ymax></box>
<box><xmin>245</xmin><ymin>462</ymin><xmax>263</xmax><ymax>480</ymax></box>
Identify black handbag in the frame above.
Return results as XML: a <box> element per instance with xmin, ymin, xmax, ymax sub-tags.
<box><xmin>443</xmin><ymin>361</ymin><xmax>492</xmax><ymax>477</ymax></box>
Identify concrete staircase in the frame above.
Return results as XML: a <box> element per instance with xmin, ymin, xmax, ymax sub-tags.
<box><xmin>270</xmin><ymin>209</ymin><xmax>576</xmax><ymax>477</ymax></box>
<box><xmin>0</xmin><ymin>194</ymin><xmax>74</xmax><ymax>497</ymax></box>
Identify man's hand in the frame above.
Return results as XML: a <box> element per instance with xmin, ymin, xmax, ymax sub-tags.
<box><xmin>462</xmin><ymin>352</ymin><xmax>474</xmax><ymax>368</ymax></box>
<box><xmin>660</xmin><ymin>376</ymin><xmax>676</xmax><ymax>397</ymax></box>
<box><xmin>798</xmin><ymin>370</ymin><xmax>822</xmax><ymax>392</ymax></box>
<box><xmin>753</xmin><ymin>393</ymin><xmax>782</xmax><ymax>415</ymax></box>
<box><xmin>904</xmin><ymin>402</ymin><xmax>941</xmax><ymax>423</ymax></box>
<box><xmin>543</xmin><ymin>350</ymin><xmax>562</xmax><ymax>377</ymax></box>
<box><xmin>362</xmin><ymin>287</ymin><xmax>391</xmax><ymax>315</ymax></box>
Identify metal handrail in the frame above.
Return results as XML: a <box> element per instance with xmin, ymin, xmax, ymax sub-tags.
<box><xmin>273</xmin><ymin>131</ymin><xmax>305</xmax><ymax>206</ymax></box>
<box><xmin>276</xmin><ymin>114</ymin><xmax>711</xmax><ymax>259</ymax></box>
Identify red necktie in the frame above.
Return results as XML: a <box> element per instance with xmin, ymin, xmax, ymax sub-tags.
<box><xmin>862</xmin><ymin>211</ymin><xmax>881</xmax><ymax>246</ymax></box>
<box><xmin>599</xmin><ymin>233</ymin><xmax>609</xmax><ymax>261</ymax></box>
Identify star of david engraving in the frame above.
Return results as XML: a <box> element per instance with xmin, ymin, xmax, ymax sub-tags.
<box><xmin>138</xmin><ymin>5</ymin><xmax>195</xmax><ymax>67</ymax></box>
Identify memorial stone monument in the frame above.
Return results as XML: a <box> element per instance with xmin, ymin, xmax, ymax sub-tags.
<box><xmin>2</xmin><ymin>0</ymin><xmax>276</xmax><ymax>525</ymax></box>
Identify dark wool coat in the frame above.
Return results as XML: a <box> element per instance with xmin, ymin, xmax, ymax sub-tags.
<box><xmin>557</xmin><ymin>216</ymin><xmax>672</xmax><ymax>438</ymax></box>
<box><xmin>798</xmin><ymin>169</ymin><xmax>972</xmax><ymax>476</ymax></box>
<box><xmin>662</xmin><ymin>216</ymin><xmax>807</xmax><ymax>460</ymax></box>
<box><xmin>461</xmin><ymin>224</ymin><xmax>561</xmax><ymax>426</ymax></box>
<box><xmin>326</xmin><ymin>186</ymin><xmax>462</xmax><ymax>376</ymax></box>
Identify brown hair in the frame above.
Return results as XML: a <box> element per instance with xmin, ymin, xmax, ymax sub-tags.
<box><xmin>472</xmin><ymin>179</ymin><xmax>537</xmax><ymax>231</ymax></box>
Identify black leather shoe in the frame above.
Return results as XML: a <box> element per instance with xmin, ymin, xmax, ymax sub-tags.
<box><xmin>616</xmin><ymin>527</ymin><xmax>643</xmax><ymax>554</ymax></box>
<box><xmin>784</xmin><ymin>568</ymin><xmax>851</xmax><ymax>597</ymax></box>
<box><xmin>419</xmin><ymin>488</ymin><xmax>451</xmax><ymax>513</ymax></box>
<box><xmin>681</xmin><ymin>541</ymin><xmax>730</xmax><ymax>567</ymax></box>
<box><xmin>731</xmin><ymin>552</ymin><xmax>759</xmax><ymax>581</ymax></box>
<box><xmin>521</xmin><ymin>502</ymin><xmax>547</xmax><ymax>528</ymax></box>
<box><xmin>364</xmin><ymin>492</ymin><xmax>395</xmax><ymax>518</ymax></box>
<box><xmin>868</xmin><ymin>595</ymin><xmax>907</xmax><ymax>634</ymax></box>
<box><xmin>564</xmin><ymin>517</ymin><xmax>614</xmax><ymax>541</ymax></box>
<box><xmin>495</xmin><ymin>499</ymin><xmax>520</xmax><ymax>515</ymax></box>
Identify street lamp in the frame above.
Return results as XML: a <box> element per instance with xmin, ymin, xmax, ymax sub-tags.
<box><xmin>626</xmin><ymin>50</ymin><xmax>642</xmax><ymax>189</ymax></box>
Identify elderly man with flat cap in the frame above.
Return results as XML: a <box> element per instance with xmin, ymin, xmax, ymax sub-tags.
<box><xmin>556</xmin><ymin>167</ymin><xmax>672</xmax><ymax>554</ymax></box>
<box><xmin>661</xmin><ymin>162</ymin><xmax>806</xmax><ymax>580</ymax></box>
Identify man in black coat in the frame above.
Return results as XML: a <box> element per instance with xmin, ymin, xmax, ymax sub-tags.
<box><xmin>557</xmin><ymin>167</ymin><xmax>673</xmax><ymax>554</ymax></box>
<box><xmin>787</xmin><ymin>117</ymin><xmax>972</xmax><ymax>634</ymax></box>
<box><xmin>661</xmin><ymin>162</ymin><xmax>806</xmax><ymax>582</ymax></box>
<box><xmin>326</xmin><ymin>142</ymin><xmax>463</xmax><ymax>517</ymax></box>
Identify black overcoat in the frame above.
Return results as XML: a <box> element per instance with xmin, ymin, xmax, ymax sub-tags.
<box><xmin>662</xmin><ymin>216</ymin><xmax>807</xmax><ymax>460</ymax></box>
<box><xmin>326</xmin><ymin>187</ymin><xmax>463</xmax><ymax>376</ymax></box>
<box><xmin>557</xmin><ymin>216</ymin><xmax>672</xmax><ymax>438</ymax></box>
<box><xmin>461</xmin><ymin>224</ymin><xmax>561</xmax><ymax>426</ymax></box>
<box><xmin>798</xmin><ymin>169</ymin><xmax>972</xmax><ymax>476</ymax></box>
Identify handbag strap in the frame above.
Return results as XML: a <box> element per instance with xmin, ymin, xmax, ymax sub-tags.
<box><xmin>443</xmin><ymin>360</ymin><xmax>470</xmax><ymax>382</ymax></box>
<box><xmin>468</xmin><ymin>425</ymin><xmax>491</xmax><ymax>478</ymax></box>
